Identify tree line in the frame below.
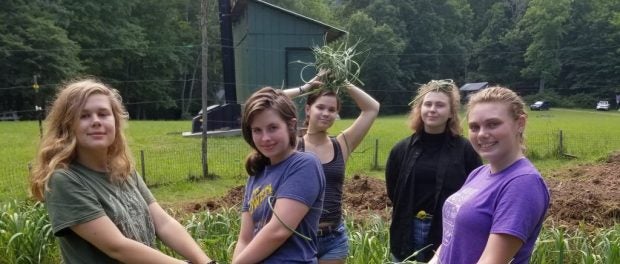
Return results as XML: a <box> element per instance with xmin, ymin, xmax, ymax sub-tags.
<box><xmin>1</xmin><ymin>0</ymin><xmax>619</xmax><ymax>119</ymax></box>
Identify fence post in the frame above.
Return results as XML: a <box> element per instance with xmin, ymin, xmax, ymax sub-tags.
<box><xmin>140</xmin><ymin>150</ymin><xmax>146</xmax><ymax>184</ymax></box>
<box><xmin>373</xmin><ymin>138</ymin><xmax>379</xmax><ymax>170</ymax></box>
<box><xmin>558</xmin><ymin>130</ymin><xmax>563</xmax><ymax>157</ymax></box>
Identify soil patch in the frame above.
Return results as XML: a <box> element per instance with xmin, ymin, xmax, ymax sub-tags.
<box><xmin>544</xmin><ymin>151</ymin><xmax>620</xmax><ymax>227</ymax></box>
<box><xmin>189</xmin><ymin>152</ymin><xmax>620</xmax><ymax>228</ymax></box>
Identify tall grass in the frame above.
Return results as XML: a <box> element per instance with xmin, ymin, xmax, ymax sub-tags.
<box><xmin>3</xmin><ymin>200</ymin><xmax>618</xmax><ymax>263</ymax></box>
<box><xmin>532</xmin><ymin>223</ymin><xmax>620</xmax><ymax>264</ymax></box>
<box><xmin>0</xmin><ymin>201</ymin><xmax>59</xmax><ymax>264</ymax></box>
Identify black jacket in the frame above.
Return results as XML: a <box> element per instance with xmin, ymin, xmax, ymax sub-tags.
<box><xmin>385</xmin><ymin>132</ymin><xmax>482</xmax><ymax>260</ymax></box>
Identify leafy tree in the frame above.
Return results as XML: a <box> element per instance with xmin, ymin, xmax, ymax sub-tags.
<box><xmin>344</xmin><ymin>11</ymin><xmax>406</xmax><ymax>115</ymax></box>
<box><xmin>264</xmin><ymin>0</ymin><xmax>336</xmax><ymax>25</ymax></box>
<box><xmin>469</xmin><ymin>1</ymin><xmax>526</xmax><ymax>88</ymax></box>
<box><xmin>58</xmin><ymin>0</ymin><xmax>213</xmax><ymax>119</ymax></box>
<box><xmin>435</xmin><ymin>0</ymin><xmax>474</xmax><ymax>83</ymax></box>
<box><xmin>0</xmin><ymin>0</ymin><xmax>81</xmax><ymax>118</ymax></box>
<box><xmin>516</xmin><ymin>0</ymin><xmax>571</xmax><ymax>92</ymax></box>
<box><xmin>395</xmin><ymin>0</ymin><xmax>473</xmax><ymax>86</ymax></box>
<box><xmin>557</xmin><ymin>0</ymin><xmax>620</xmax><ymax>98</ymax></box>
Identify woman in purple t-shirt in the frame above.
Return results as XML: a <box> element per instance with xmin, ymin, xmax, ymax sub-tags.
<box><xmin>429</xmin><ymin>86</ymin><xmax>550</xmax><ymax>264</ymax></box>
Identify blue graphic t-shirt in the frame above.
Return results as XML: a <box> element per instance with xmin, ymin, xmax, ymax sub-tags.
<box><xmin>242</xmin><ymin>151</ymin><xmax>325</xmax><ymax>263</ymax></box>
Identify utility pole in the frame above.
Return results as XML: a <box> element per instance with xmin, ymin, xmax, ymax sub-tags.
<box><xmin>32</xmin><ymin>75</ymin><xmax>42</xmax><ymax>138</ymax></box>
<box><xmin>200</xmin><ymin>0</ymin><xmax>209</xmax><ymax>179</ymax></box>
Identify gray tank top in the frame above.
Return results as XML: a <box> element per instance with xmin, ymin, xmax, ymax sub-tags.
<box><xmin>298</xmin><ymin>137</ymin><xmax>345</xmax><ymax>224</ymax></box>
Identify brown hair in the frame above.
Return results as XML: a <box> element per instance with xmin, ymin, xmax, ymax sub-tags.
<box><xmin>303</xmin><ymin>90</ymin><xmax>341</xmax><ymax>127</ymax></box>
<box><xmin>242</xmin><ymin>87</ymin><xmax>298</xmax><ymax>175</ymax></box>
<box><xmin>467</xmin><ymin>86</ymin><xmax>527</xmax><ymax>151</ymax></box>
<box><xmin>30</xmin><ymin>78</ymin><xmax>133</xmax><ymax>201</ymax></box>
<box><xmin>408</xmin><ymin>79</ymin><xmax>462</xmax><ymax>136</ymax></box>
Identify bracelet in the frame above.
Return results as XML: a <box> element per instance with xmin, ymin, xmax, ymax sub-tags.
<box><xmin>298</xmin><ymin>86</ymin><xmax>303</xmax><ymax>94</ymax></box>
<box><xmin>185</xmin><ymin>260</ymin><xmax>216</xmax><ymax>264</ymax></box>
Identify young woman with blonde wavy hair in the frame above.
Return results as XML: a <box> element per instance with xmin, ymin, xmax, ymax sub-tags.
<box><xmin>386</xmin><ymin>80</ymin><xmax>482</xmax><ymax>262</ymax></box>
<box><xmin>30</xmin><ymin>78</ymin><xmax>214</xmax><ymax>264</ymax></box>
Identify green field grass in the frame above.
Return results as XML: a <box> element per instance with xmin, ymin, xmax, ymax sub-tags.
<box><xmin>1</xmin><ymin>108</ymin><xmax>619</xmax><ymax>203</ymax></box>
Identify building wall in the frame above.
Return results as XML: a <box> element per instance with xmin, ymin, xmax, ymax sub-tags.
<box><xmin>233</xmin><ymin>1</ymin><xmax>328</xmax><ymax>103</ymax></box>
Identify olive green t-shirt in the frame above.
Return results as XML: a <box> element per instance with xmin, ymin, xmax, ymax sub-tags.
<box><xmin>45</xmin><ymin>163</ymin><xmax>156</xmax><ymax>263</ymax></box>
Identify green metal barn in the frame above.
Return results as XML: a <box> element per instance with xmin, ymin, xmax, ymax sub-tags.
<box><xmin>230</xmin><ymin>0</ymin><xmax>346</xmax><ymax>104</ymax></box>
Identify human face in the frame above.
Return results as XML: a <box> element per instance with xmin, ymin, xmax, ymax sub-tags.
<box><xmin>75</xmin><ymin>94</ymin><xmax>116</xmax><ymax>155</ymax></box>
<box><xmin>305</xmin><ymin>95</ymin><xmax>338</xmax><ymax>131</ymax></box>
<box><xmin>251</xmin><ymin>109</ymin><xmax>295</xmax><ymax>164</ymax></box>
<box><xmin>421</xmin><ymin>92</ymin><xmax>452</xmax><ymax>134</ymax></box>
<box><xmin>468</xmin><ymin>102</ymin><xmax>525</xmax><ymax>172</ymax></box>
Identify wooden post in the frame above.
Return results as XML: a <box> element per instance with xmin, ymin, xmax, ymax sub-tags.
<box><xmin>201</xmin><ymin>0</ymin><xmax>209</xmax><ymax>178</ymax></box>
<box><xmin>140</xmin><ymin>150</ymin><xmax>146</xmax><ymax>184</ymax></box>
<box><xmin>374</xmin><ymin>138</ymin><xmax>379</xmax><ymax>170</ymax></box>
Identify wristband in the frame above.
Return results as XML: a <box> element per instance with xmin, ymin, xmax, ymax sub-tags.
<box><xmin>298</xmin><ymin>86</ymin><xmax>303</xmax><ymax>94</ymax></box>
<box><xmin>185</xmin><ymin>261</ymin><xmax>217</xmax><ymax>264</ymax></box>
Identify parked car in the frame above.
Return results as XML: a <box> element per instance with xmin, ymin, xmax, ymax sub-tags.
<box><xmin>596</xmin><ymin>100</ymin><xmax>610</xmax><ymax>111</ymax></box>
<box><xmin>530</xmin><ymin>100</ymin><xmax>550</xmax><ymax>111</ymax></box>
<box><xmin>0</xmin><ymin>111</ymin><xmax>20</xmax><ymax>121</ymax></box>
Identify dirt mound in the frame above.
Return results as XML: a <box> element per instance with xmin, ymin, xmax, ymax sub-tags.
<box><xmin>192</xmin><ymin>153</ymin><xmax>620</xmax><ymax>228</ymax></box>
<box><xmin>186</xmin><ymin>185</ymin><xmax>244</xmax><ymax>212</ymax></box>
<box><xmin>342</xmin><ymin>175</ymin><xmax>391</xmax><ymax>221</ymax></box>
<box><xmin>545</xmin><ymin>152</ymin><xmax>620</xmax><ymax>227</ymax></box>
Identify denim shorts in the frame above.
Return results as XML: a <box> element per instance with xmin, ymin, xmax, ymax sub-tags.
<box><xmin>317</xmin><ymin>222</ymin><xmax>349</xmax><ymax>260</ymax></box>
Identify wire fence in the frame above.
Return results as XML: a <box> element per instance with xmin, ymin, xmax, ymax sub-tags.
<box><xmin>3</xmin><ymin>130</ymin><xmax>620</xmax><ymax>202</ymax></box>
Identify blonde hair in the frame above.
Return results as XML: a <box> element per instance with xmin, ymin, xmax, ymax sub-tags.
<box><xmin>466</xmin><ymin>86</ymin><xmax>527</xmax><ymax>151</ymax></box>
<box><xmin>242</xmin><ymin>87</ymin><xmax>297</xmax><ymax>175</ymax></box>
<box><xmin>30</xmin><ymin>78</ymin><xmax>134</xmax><ymax>201</ymax></box>
<box><xmin>408</xmin><ymin>79</ymin><xmax>462</xmax><ymax>136</ymax></box>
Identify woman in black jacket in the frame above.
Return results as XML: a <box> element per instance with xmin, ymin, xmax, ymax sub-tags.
<box><xmin>385</xmin><ymin>80</ymin><xmax>482</xmax><ymax>262</ymax></box>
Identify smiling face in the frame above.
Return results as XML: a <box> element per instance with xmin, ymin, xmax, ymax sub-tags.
<box><xmin>421</xmin><ymin>91</ymin><xmax>452</xmax><ymax>134</ymax></box>
<box><xmin>305</xmin><ymin>94</ymin><xmax>339</xmax><ymax>132</ymax></box>
<box><xmin>75</xmin><ymin>94</ymin><xmax>116</xmax><ymax>156</ymax></box>
<box><xmin>468</xmin><ymin>102</ymin><xmax>525</xmax><ymax>172</ymax></box>
<box><xmin>250</xmin><ymin>109</ymin><xmax>295</xmax><ymax>164</ymax></box>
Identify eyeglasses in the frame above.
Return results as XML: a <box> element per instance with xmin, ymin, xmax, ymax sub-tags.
<box><xmin>408</xmin><ymin>79</ymin><xmax>456</xmax><ymax>106</ymax></box>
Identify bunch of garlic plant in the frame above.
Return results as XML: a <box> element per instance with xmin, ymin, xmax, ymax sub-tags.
<box><xmin>297</xmin><ymin>40</ymin><xmax>366</xmax><ymax>95</ymax></box>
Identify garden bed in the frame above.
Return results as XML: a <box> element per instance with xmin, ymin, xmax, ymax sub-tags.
<box><xmin>189</xmin><ymin>152</ymin><xmax>620</xmax><ymax>229</ymax></box>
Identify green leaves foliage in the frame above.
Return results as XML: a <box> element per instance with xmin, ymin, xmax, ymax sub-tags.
<box><xmin>2</xmin><ymin>0</ymin><xmax>620</xmax><ymax>117</ymax></box>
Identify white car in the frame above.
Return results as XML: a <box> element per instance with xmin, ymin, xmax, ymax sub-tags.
<box><xmin>0</xmin><ymin>111</ymin><xmax>20</xmax><ymax>121</ymax></box>
<box><xmin>596</xmin><ymin>101</ymin><xmax>610</xmax><ymax>111</ymax></box>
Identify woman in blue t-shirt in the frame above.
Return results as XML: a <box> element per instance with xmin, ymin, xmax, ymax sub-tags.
<box><xmin>233</xmin><ymin>87</ymin><xmax>326</xmax><ymax>264</ymax></box>
<box><xmin>429</xmin><ymin>86</ymin><xmax>550</xmax><ymax>264</ymax></box>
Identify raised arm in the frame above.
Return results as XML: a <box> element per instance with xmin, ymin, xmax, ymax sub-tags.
<box><xmin>282</xmin><ymin>69</ymin><xmax>327</xmax><ymax>98</ymax></box>
<box><xmin>337</xmin><ymin>82</ymin><xmax>380</xmax><ymax>161</ymax></box>
<box><xmin>149</xmin><ymin>202</ymin><xmax>213</xmax><ymax>264</ymax></box>
<box><xmin>232</xmin><ymin>198</ymin><xmax>310</xmax><ymax>264</ymax></box>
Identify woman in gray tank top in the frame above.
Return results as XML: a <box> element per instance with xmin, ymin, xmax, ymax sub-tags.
<box><xmin>284</xmin><ymin>71</ymin><xmax>380</xmax><ymax>264</ymax></box>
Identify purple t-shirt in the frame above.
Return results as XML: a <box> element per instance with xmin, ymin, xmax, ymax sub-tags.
<box><xmin>242</xmin><ymin>151</ymin><xmax>325</xmax><ymax>263</ymax></box>
<box><xmin>439</xmin><ymin>158</ymin><xmax>549</xmax><ymax>264</ymax></box>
